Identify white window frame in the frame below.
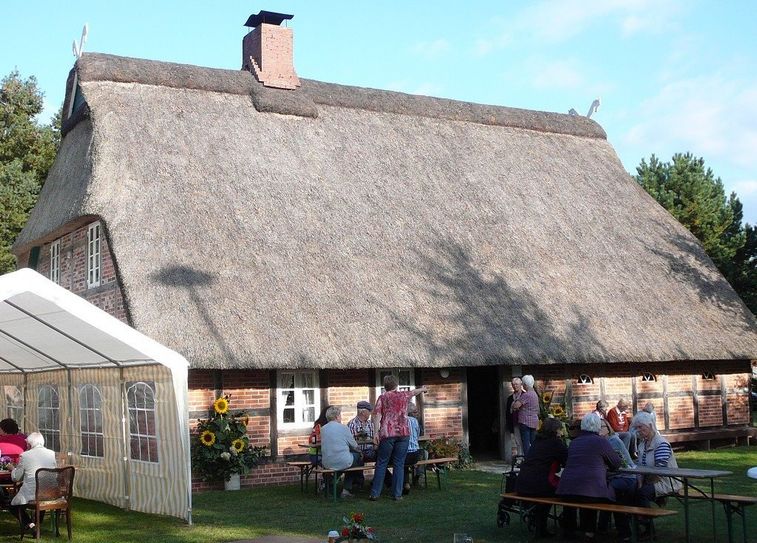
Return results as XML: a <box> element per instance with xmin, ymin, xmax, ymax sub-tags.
<box><xmin>375</xmin><ymin>368</ymin><xmax>416</xmax><ymax>397</ymax></box>
<box><xmin>127</xmin><ymin>381</ymin><xmax>159</xmax><ymax>463</ymax></box>
<box><xmin>277</xmin><ymin>370</ymin><xmax>320</xmax><ymax>429</ymax></box>
<box><xmin>49</xmin><ymin>240</ymin><xmax>60</xmax><ymax>284</ymax></box>
<box><xmin>79</xmin><ymin>384</ymin><xmax>104</xmax><ymax>458</ymax></box>
<box><xmin>87</xmin><ymin>222</ymin><xmax>101</xmax><ymax>288</ymax></box>
<box><xmin>38</xmin><ymin>385</ymin><xmax>60</xmax><ymax>452</ymax></box>
<box><xmin>5</xmin><ymin>385</ymin><xmax>23</xmax><ymax>423</ymax></box>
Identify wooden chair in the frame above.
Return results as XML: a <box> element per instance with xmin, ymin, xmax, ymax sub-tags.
<box><xmin>19</xmin><ymin>466</ymin><xmax>75</xmax><ymax>541</ymax></box>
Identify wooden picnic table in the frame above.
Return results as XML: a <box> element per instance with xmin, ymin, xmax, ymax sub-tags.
<box><xmin>620</xmin><ymin>465</ymin><xmax>733</xmax><ymax>543</ymax></box>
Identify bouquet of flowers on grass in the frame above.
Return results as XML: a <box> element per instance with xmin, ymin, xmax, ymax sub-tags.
<box><xmin>191</xmin><ymin>394</ymin><xmax>267</xmax><ymax>482</ymax></box>
<box><xmin>337</xmin><ymin>512</ymin><xmax>377</xmax><ymax>541</ymax></box>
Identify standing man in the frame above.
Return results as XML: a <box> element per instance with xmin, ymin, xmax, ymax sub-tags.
<box><xmin>506</xmin><ymin>377</ymin><xmax>524</xmax><ymax>458</ymax></box>
<box><xmin>607</xmin><ymin>399</ymin><xmax>634</xmax><ymax>455</ymax></box>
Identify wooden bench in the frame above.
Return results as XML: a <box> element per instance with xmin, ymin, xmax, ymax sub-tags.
<box><xmin>411</xmin><ymin>457</ymin><xmax>458</xmax><ymax>490</ymax></box>
<box><xmin>675</xmin><ymin>492</ymin><xmax>756</xmax><ymax>543</ymax></box>
<box><xmin>501</xmin><ymin>492</ymin><xmax>677</xmax><ymax>543</ymax></box>
<box><xmin>312</xmin><ymin>463</ymin><xmax>379</xmax><ymax>501</ymax></box>
<box><xmin>286</xmin><ymin>461</ymin><xmax>315</xmax><ymax>493</ymax></box>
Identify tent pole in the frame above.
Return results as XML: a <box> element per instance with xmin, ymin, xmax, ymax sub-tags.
<box><xmin>119</xmin><ymin>367</ymin><xmax>132</xmax><ymax>512</ymax></box>
<box><xmin>66</xmin><ymin>367</ymin><xmax>75</xmax><ymax>466</ymax></box>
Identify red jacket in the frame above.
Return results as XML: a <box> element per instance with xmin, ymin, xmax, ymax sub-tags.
<box><xmin>607</xmin><ymin>407</ymin><xmax>630</xmax><ymax>432</ymax></box>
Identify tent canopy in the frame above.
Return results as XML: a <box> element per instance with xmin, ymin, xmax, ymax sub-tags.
<box><xmin>0</xmin><ymin>268</ymin><xmax>192</xmax><ymax>522</ymax></box>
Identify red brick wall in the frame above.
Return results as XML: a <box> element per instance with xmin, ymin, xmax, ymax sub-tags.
<box><xmin>31</xmin><ymin>221</ymin><xmax>127</xmax><ymax>322</ymax></box>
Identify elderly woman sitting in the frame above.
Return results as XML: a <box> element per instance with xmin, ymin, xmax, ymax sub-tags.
<box><xmin>514</xmin><ymin>418</ymin><xmax>568</xmax><ymax>537</ymax></box>
<box><xmin>632</xmin><ymin>411</ymin><xmax>681</xmax><ymax>505</ymax></box>
<box><xmin>320</xmin><ymin>406</ymin><xmax>363</xmax><ymax>498</ymax></box>
<box><xmin>556</xmin><ymin>413</ymin><xmax>622</xmax><ymax>541</ymax></box>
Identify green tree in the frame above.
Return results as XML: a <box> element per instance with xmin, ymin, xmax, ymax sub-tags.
<box><xmin>635</xmin><ymin>153</ymin><xmax>756</xmax><ymax>313</ymax></box>
<box><xmin>0</xmin><ymin>70</ymin><xmax>60</xmax><ymax>273</ymax></box>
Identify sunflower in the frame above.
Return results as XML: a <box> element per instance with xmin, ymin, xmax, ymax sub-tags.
<box><xmin>541</xmin><ymin>391</ymin><xmax>554</xmax><ymax>404</ymax></box>
<box><xmin>551</xmin><ymin>405</ymin><xmax>565</xmax><ymax>417</ymax></box>
<box><xmin>200</xmin><ymin>430</ymin><xmax>216</xmax><ymax>446</ymax></box>
<box><xmin>213</xmin><ymin>397</ymin><xmax>229</xmax><ymax>414</ymax></box>
<box><xmin>231</xmin><ymin>438</ymin><xmax>246</xmax><ymax>453</ymax></box>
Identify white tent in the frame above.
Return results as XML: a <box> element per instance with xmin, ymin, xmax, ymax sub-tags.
<box><xmin>0</xmin><ymin>269</ymin><xmax>191</xmax><ymax>522</ymax></box>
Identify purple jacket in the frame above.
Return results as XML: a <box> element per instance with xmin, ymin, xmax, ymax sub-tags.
<box><xmin>556</xmin><ymin>431</ymin><xmax>621</xmax><ymax>500</ymax></box>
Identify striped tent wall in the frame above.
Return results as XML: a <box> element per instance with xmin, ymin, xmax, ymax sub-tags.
<box><xmin>69</xmin><ymin>367</ymin><xmax>127</xmax><ymax>510</ymax></box>
<box><xmin>0</xmin><ymin>364</ymin><xmax>188</xmax><ymax>520</ymax></box>
<box><xmin>121</xmin><ymin>364</ymin><xmax>187</xmax><ymax>519</ymax></box>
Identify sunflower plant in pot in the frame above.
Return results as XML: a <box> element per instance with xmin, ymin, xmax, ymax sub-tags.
<box><xmin>191</xmin><ymin>394</ymin><xmax>267</xmax><ymax>486</ymax></box>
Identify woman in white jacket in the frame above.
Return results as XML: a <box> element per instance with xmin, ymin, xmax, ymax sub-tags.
<box><xmin>10</xmin><ymin>432</ymin><xmax>56</xmax><ymax>533</ymax></box>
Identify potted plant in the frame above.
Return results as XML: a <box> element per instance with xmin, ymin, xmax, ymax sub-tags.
<box><xmin>191</xmin><ymin>394</ymin><xmax>267</xmax><ymax>489</ymax></box>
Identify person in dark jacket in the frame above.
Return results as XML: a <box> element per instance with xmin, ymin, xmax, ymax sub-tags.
<box><xmin>556</xmin><ymin>412</ymin><xmax>622</xmax><ymax>541</ymax></box>
<box><xmin>515</xmin><ymin>418</ymin><xmax>568</xmax><ymax>537</ymax></box>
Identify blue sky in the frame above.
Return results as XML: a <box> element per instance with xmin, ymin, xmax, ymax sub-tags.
<box><xmin>4</xmin><ymin>0</ymin><xmax>757</xmax><ymax>224</ymax></box>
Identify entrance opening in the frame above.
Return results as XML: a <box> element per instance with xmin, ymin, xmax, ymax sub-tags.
<box><xmin>467</xmin><ymin>366</ymin><xmax>500</xmax><ymax>459</ymax></box>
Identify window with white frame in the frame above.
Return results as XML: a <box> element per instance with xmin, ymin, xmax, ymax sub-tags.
<box><xmin>87</xmin><ymin>222</ymin><xmax>101</xmax><ymax>288</ymax></box>
<box><xmin>5</xmin><ymin>386</ymin><xmax>23</xmax><ymax>423</ymax></box>
<box><xmin>375</xmin><ymin>368</ymin><xmax>416</xmax><ymax>396</ymax></box>
<box><xmin>38</xmin><ymin>385</ymin><xmax>60</xmax><ymax>452</ymax></box>
<box><xmin>127</xmin><ymin>381</ymin><xmax>158</xmax><ymax>463</ymax></box>
<box><xmin>49</xmin><ymin>240</ymin><xmax>60</xmax><ymax>284</ymax></box>
<box><xmin>277</xmin><ymin>371</ymin><xmax>319</xmax><ymax>428</ymax></box>
<box><xmin>79</xmin><ymin>384</ymin><xmax>104</xmax><ymax>458</ymax></box>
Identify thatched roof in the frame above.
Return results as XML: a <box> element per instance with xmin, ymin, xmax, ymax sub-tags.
<box><xmin>15</xmin><ymin>53</ymin><xmax>757</xmax><ymax>370</ymax></box>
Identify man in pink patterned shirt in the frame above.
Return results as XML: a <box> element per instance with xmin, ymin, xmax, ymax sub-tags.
<box><xmin>369</xmin><ymin>375</ymin><xmax>428</xmax><ymax>501</ymax></box>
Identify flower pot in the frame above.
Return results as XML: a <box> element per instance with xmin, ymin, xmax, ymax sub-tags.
<box><xmin>224</xmin><ymin>473</ymin><xmax>241</xmax><ymax>491</ymax></box>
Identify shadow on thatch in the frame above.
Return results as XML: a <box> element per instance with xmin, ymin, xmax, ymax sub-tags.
<box><xmin>644</xmin><ymin>220</ymin><xmax>755</xmax><ymax>322</ymax></box>
<box><xmin>378</xmin><ymin>237</ymin><xmax>606</xmax><ymax>366</ymax></box>
<box><xmin>151</xmin><ymin>265</ymin><xmax>235</xmax><ymax>363</ymax></box>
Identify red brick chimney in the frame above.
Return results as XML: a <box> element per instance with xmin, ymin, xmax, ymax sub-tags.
<box><xmin>242</xmin><ymin>11</ymin><xmax>300</xmax><ymax>90</ymax></box>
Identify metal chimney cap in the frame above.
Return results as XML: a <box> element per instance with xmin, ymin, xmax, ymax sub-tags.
<box><xmin>243</xmin><ymin>11</ymin><xmax>294</xmax><ymax>28</ymax></box>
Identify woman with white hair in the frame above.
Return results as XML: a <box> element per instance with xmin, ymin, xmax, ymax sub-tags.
<box><xmin>556</xmin><ymin>413</ymin><xmax>622</xmax><ymax>540</ymax></box>
<box><xmin>511</xmin><ymin>374</ymin><xmax>539</xmax><ymax>456</ymax></box>
<box><xmin>10</xmin><ymin>432</ymin><xmax>57</xmax><ymax>534</ymax></box>
<box><xmin>632</xmin><ymin>410</ymin><xmax>681</xmax><ymax>503</ymax></box>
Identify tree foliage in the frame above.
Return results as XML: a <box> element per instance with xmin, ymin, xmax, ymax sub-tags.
<box><xmin>0</xmin><ymin>70</ymin><xmax>60</xmax><ymax>273</ymax></box>
<box><xmin>636</xmin><ymin>153</ymin><xmax>757</xmax><ymax>313</ymax></box>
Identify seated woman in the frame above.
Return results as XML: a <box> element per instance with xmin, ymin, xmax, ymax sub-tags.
<box><xmin>320</xmin><ymin>406</ymin><xmax>363</xmax><ymax>498</ymax></box>
<box><xmin>0</xmin><ymin>418</ymin><xmax>27</xmax><ymax>463</ymax></box>
<box><xmin>632</xmin><ymin>411</ymin><xmax>681</xmax><ymax>505</ymax></box>
<box><xmin>514</xmin><ymin>418</ymin><xmax>568</xmax><ymax>538</ymax></box>
<box><xmin>10</xmin><ymin>432</ymin><xmax>57</xmax><ymax>535</ymax></box>
<box><xmin>556</xmin><ymin>413</ymin><xmax>622</xmax><ymax>541</ymax></box>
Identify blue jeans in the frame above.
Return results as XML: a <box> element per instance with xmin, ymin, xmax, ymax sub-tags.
<box><xmin>520</xmin><ymin>425</ymin><xmax>536</xmax><ymax>456</ymax></box>
<box><xmin>370</xmin><ymin>436</ymin><xmax>409</xmax><ymax>499</ymax></box>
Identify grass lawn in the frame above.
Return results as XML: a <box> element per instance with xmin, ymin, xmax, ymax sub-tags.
<box><xmin>0</xmin><ymin>446</ymin><xmax>752</xmax><ymax>542</ymax></box>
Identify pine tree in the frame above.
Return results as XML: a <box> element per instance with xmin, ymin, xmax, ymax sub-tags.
<box><xmin>636</xmin><ymin>153</ymin><xmax>756</xmax><ymax>313</ymax></box>
<box><xmin>0</xmin><ymin>70</ymin><xmax>60</xmax><ymax>273</ymax></box>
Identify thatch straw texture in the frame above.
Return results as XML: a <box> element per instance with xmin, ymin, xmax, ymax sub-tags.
<box><xmin>15</xmin><ymin>53</ymin><xmax>757</xmax><ymax>369</ymax></box>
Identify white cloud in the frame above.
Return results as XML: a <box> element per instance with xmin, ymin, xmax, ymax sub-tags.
<box><xmin>622</xmin><ymin>74</ymin><xmax>757</xmax><ymax>170</ymax></box>
<box><xmin>732</xmin><ymin>180</ymin><xmax>757</xmax><ymax>196</ymax></box>
<box><xmin>411</xmin><ymin>39</ymin><xmax>450</xmax><ymax>59</ymax></box>
<box><xmin>473</xmin><ymin>0</ymin><xmax>683</xmax><ymax>56</ymax></box>
<box><xmin>530</xmin><ymin>59</ymin><xmax>584</xmax><ymax>89</ymax></box>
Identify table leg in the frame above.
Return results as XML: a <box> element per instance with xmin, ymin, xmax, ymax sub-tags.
<box><xmin>684</xmin><ymin>477</ymin><xmax>690</xmax><ymax>543</ymax></box>
<box><xmin>710</xmin><ymin>478</ymin><xmax>717</xmax><ymax>543</ymax></box>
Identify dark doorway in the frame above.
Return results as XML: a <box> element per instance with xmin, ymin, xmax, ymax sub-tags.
<box><xmin>467</xmin><ymin>366</ymin><xmax>500</xmax><ymax>459</ymax></box>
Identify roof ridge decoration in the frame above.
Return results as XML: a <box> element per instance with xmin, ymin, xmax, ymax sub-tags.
<box><xmin>65</xmin><ymin>53</ymin><xmax>606</xmax><ymax>139</ymax></box>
